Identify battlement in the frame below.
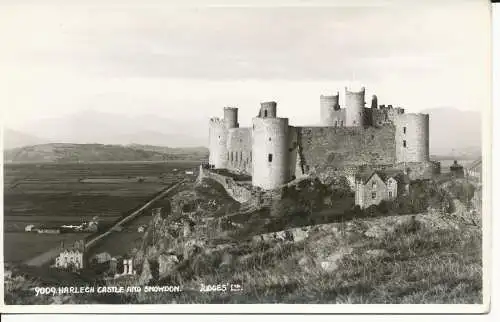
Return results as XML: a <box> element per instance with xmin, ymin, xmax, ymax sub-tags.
<box><xmin>207</xmin><ymin>84</ymin><xmax>431</xmax><ymax>190</ymax></box>
<box><xmin>209</xmin><ymin>117</ymin><xmax>225</xmax><ymax>125</ymax></box>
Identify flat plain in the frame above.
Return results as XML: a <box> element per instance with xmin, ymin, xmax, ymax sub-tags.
<box><xmin>3</xmin><ymin>162</ymin><xmax>198</xmax><ymax>263</ymax></box>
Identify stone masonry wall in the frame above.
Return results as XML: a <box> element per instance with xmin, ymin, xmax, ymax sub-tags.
<box><xmin>297</xmin><ymin>125</ymin><xmax>396</xmax><ymax>175</ymax></box>
<box><xmin>226</xmin><ymin>127</ymin><xmax>252</xmax><ymax>175</ymax></box>
<box><xmin>198</xmin><ymin>166</ymin><xmax>252</xmax><ymax>203</ymax></box>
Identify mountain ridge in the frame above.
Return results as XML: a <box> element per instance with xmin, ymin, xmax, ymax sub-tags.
<box><xmin>3</xmin><ymin>143</ymin><xmax>209</xmax><ymax>163</ymax></box>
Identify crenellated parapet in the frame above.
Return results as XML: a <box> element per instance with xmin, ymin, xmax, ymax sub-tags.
<box><xmin>206</xmin><ymin>84</ymin><xmax>434</xmax><ymax>191</ymax></box>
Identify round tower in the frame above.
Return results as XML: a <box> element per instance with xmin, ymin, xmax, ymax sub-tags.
<box><xmin>251</xmin><ymin>117</ymin><xmax>290</xmax><ymax>190</ymax></box>
<box><xmin>259</xmin><ymin>101</ymin><xmax>277</xmax><ymax>118</ymax></box>
<box><xmin>394</xmin><ymin>113</ymin><xmax>430</xmax><ymax>163</ymax></box>
<box><xmin>345</xmin><ymin>87</ymin><xmax>366</xmax><ymax>127</ymax></box>
<box><xmin>224</xmin><ymin>107</ymin><xmax>239</xmax><ymax>129</ymax></box>
<box><xmin>371</xmin><ymin>94</ymin><xmax>378</xmax><ymax>109</ymax></box>
<box><xmin>320</xmin><ymin>93</ymin><xmax>340</xmax><ymax>126</ymax></box>
<box><xmin>208</xmin><ymin>118</ymin><xmax>228</xmax><ymax>169</ymax></box>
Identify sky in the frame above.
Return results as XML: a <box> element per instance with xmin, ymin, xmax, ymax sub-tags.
<box><xmin>0</xmin><ymin>0</ymin><xmax>491</xmax><ymax>131</ymax></box>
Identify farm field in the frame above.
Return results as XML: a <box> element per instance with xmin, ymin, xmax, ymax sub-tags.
<box><xmin>3</xmin><ymin>162</ymin><xmax>199</xmax><ymax>263</ymax></box>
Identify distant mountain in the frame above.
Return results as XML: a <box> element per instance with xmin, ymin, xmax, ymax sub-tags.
<box><xmin>423</xmin><ymin>107</ymin><xmax>482</xmax><ymax>158</ymax></box>
<box><xmin>2</xmin><ymin>129</ymin><xmax>50</xmax><ymax>150</ymax></box>
<box><xmin>3</xmin><ymin>143</ymin><xmax>209</xmax><ymax>163</ymax></box>
<box><xmin>13</xmin><ymin>110</ymin><xmax>208</xmax><ymax>147</ymax></box>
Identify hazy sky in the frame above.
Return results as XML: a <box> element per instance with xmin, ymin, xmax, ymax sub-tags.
<box><xmin>0</xmin><ymin>0</ymin><xmax>490</xmax><ymax>130</ymax></box>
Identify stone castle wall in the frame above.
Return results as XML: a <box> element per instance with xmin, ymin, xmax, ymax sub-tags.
<box><xmin>198</xmin><ymin>166</ymin><xmax>253</xmax><ymax>203</ymax></box>
<box><xmin>297</xmin><ymin>125</ymin><xmax>396</xmax><ymax>174</ymax></box>
<box><xmin>226</xmin><ymin>127</ymin><xmax>252</xmax><ymax>175</ymax></box>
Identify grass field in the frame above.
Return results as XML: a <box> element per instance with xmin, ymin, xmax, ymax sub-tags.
<box><xmin>3</xmin><ymin>162</ymin><xmax>198</xmax><ymax>263</ymax></box>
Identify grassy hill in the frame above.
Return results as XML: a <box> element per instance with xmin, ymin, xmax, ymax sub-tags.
<box><xmin>3</xmin><ymin>143</ymin><xmax>209</xmax><ymax>163</ymax></box>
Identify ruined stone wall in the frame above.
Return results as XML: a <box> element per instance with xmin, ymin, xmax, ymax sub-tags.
<box><xmin>394</xmin><ymin>113</ymin><xmax>430</xmax><ymax>163</ymax></box>
<box><xmin>297</xmin><ymin>125</ymin><xmax>396</xmax><ymax>175</ymax></box>
<box><xmin>252</xmin><ymin>117</ymin><xmax>290</xmax><ymax>189</ymax></box>
<box><xmin>226</xmin><ymin>127</ymin><xmax>252</xmax><ymax>175</ymax></box>
<box><xmin>394</xmin><ymin>161</ymin><xmax>440</xmax><ymax>180</ymax></box>
<box><xmin>198</xmin><ymin>166</ymin><xmax>252</xmax><ymax>203</ymax></box>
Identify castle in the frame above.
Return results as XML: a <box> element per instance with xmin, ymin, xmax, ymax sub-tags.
<box><xmin>208</xmin><ymin>86</ymin><xmax>439</xmax><ymax>191</ymax></box>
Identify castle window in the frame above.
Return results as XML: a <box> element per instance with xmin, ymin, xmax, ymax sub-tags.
<box><xmin>240</xmin><ymin>151</ymin><xmax>243</xmax><ymax>161</ymax></box>
<box><xmin>372</xmin><ymin>192</ymin><xmax>376</xmax><ymax>199</ymax></box>
<box><xmin>403</xmin><ymin>140</ymin><xmax>407</xmax><ymax>148</ymax></box>
<box><xmin>268</xmin><ymin>154</ymin><xmax>273</xmax><ymax>162</ymax></box>
<box><xmin>403</xmin><ymin>127</ymin><xmax>407</xmax><ymax>134</ymax></box>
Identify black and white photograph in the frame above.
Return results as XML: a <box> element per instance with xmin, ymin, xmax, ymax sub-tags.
<box><xmin>0</xmin><ymin>0</ymin><xmax>492</xmax><ymax>314</ymax></box>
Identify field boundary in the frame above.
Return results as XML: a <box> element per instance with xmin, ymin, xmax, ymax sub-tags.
<box><xmin>84</xmin><ymin>180</ymin><xmax>185</xmax><ymax>250</ymax></box>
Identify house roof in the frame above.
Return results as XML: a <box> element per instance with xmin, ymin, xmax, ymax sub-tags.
<box><xmin>356</xmin><ymin>169</ymin><xmax>407</xmax><ymax>185</ymax></box>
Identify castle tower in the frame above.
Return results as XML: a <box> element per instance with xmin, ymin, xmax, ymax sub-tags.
<box><xmin>251</xmin><ymin>116</ymin><xmax>290</xmax><ymax>190</ymax></box>
<box><xmin>371</xmin><ymin>94</ymin><xmax>378</xmax><ymax>109</ymax></box>
<box><xmin>224</xmin><ymin>107</ymin><xmax>239</xmax><ymax>129</ymax></box>
<box><xmin>320</xmin><ymin>93</ymin><xmax>340</xmax><ymax>126</ymax></box>
<box><xmin>259</xmin><ymin>101</ymin><xmax>277</xmax><ymax>118</ymax></box>
<box><xmin>345</xmin><ymin>87</ymin><xmax>366</xmax><ymax>127</ymax></box>
<box><xmin>394</xmin><ymin>113</ymin><xmax>430</xmax><ymax>163</ymax></box>
<box><xmin>208</xmin><ymin>117</ymin><xmax>228</xmax><ymax>168</ymax></box>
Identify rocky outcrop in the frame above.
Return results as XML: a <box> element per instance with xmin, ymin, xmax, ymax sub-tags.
<box><xmin>158</xmin><ymin>254</ymin><xmax>179</xmax><ymax>279</ymax></box>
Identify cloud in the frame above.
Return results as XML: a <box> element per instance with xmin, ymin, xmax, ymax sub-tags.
<box><xmin>0</xmin><ymin>0</ymin><xmax>490</xmax><ymax>132</ymax></box>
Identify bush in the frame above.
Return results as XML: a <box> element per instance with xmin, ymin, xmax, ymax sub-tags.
<box><xmin>377</xmin><ymin>200</ymin><xmax>390</xmax><ymax>214</ymax></box>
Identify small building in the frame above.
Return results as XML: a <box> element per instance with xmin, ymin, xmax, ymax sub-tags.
<box><xmin>450</xmin><ymin>160</ymin><xmax>464</xmax><ymax>178</ymax></box>
<box><xmin>54</xmin><ymin>250</ymin><xmax>84</xmax><ymax>271</ymax></box>
<box><xmin>354</xmin><ymin>171</ymin><xmax>409</xmax><ymax>209</ymax></box>
<box><xmin>92</xmin><ymin>252</ymin><xmax>112</xmax><ymax>264</ymax></box>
